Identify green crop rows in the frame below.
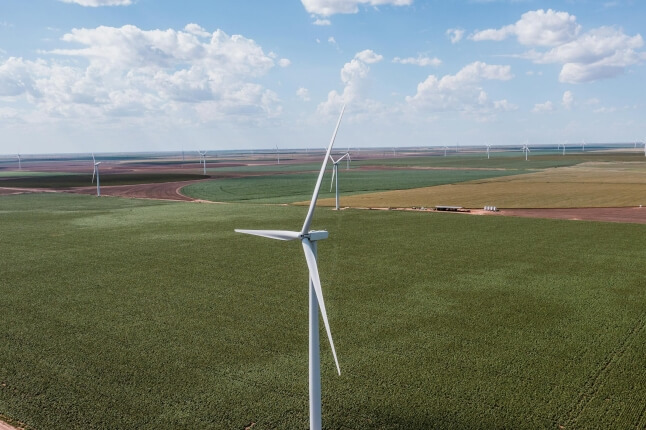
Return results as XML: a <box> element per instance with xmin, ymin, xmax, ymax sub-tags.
<box><xmin>182</xmin><ymin>169</ymin><xmax>527</xmax><ymax>204</ymax></box>
<box><xmin>1</xmin><ymin>192</ymin><xmax>645</xmax><ymax>429</ymax></box>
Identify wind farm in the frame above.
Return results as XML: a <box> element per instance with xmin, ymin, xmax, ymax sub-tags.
<box><xmin>2</xmin><ymin>1</ymin><xmax>646</xmax><ymax>429</ymax></box>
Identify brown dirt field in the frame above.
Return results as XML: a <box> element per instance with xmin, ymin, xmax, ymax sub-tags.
<box><xmin>66</xmin><ymin>180</ymin><xmax>204</xmax><ymax>201</ymax></box>
<box><xmin>487</xmin><ymin>207</ymin><xmax>646</xmax><ymax>224</ymax></box>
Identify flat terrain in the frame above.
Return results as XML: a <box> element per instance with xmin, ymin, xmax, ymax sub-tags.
<box><xmin>316</xmin><ymin>162</ymin><xmax>646</xmax><ymax>211</ymax></box>
<box><xmin>1</xmin><ymin>193</ymin><xmax>646</xmax><ymax>429</ymax></box>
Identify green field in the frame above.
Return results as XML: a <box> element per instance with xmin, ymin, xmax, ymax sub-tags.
<box><xmin>1</xmin><ymin>193</ymin><xmax>645</xmax><ymax>429</ymax></box>
<box><xmin>182</xmin><ymin>169</ymin><xmax>528</xmax><ymax>204</ymax></box>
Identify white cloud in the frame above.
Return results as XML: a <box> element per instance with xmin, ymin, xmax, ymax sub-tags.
<box><xmin>58</xmin><ymin>0</ymin><xmax>132</xmax><ymax>6</ymax></box>
<box><xmin>301</xmin><ymin>0</ymin><xmax>412</xmax><ymax>17</ymax></box>
<box><xmin>532</xmin><ymin>101</ymin><xmax>555</xmax><ymax>113</ymax></box>
<box><xmin>313</xmin><ymin>18</ymin><xmax>331</xmax><ymax>26</ymax></box>
<box><xmin>355</xmin><ymin>49</ymin><xmax>383</xmax><ymax>64</ymax></box>
<box><xmin>393</xmin><ymin>55</ymin><xmax>442</xmax><ymax>67</ymax></box>
<box><xmin>318</xmin><ymin>49</ymin><xmax>383</xmax><ymax>114</ymax></box>
<box><xmin>472</xmin><ymin>9</ymin><xmax>645</xmax><ymax>83</ymax></box>
<box><xmin>296</xmin><ymin>87</ymin><xmax>311</xmax><ymax>101</ymax></box>
<box><xmin>562</xmin><ymin>90</ymin><xmax>574</xmax><ymax>109</ymax></box>
<box><xmin>278</xmin><ymin>58</ymin><xmax>291</xmax><ymax>67</ymax></box>
<box><xmin>405</xmin><ymin>61</ymin><xmax>514</xmax><ymax>113</ymax></box>
<box><xmin>446</xmin><ymin>28</ymin><xmax>465</xmax><ymax>44</ymax></box>
<box><xmin>472</xmin><ymin>9</ymin><xmax>580</xmax><ymax>46</ymax></box>
<box><xmin>328</xmin><ymin>36</ymin><xmax>337</xmax><ymax>45</ymax></box>
<box><xmin>531</xmin><ymin>27</ymin><xmax>644</xmax><ymax>83</ymax></box>
<box><xmin>0</xmin><ymin>25</ymin><xmax>283</xmax><ymax>123</ymax></box>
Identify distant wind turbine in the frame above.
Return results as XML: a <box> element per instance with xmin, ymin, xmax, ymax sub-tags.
<box><xmin>486</xmin><ymin>144</ymin><xmax>491</xmax><ymax>159</ymax></box>
<box><xmin>91</xmin><ymin>153</ymin><xmax>101</xmax><ymax>197</ymax></box>
<box><xmin>198</xmin><ymin>150</ymin><xmax>207</xmax><ymax>175</ymax></box>
<box><xmin>15</xmin><ymin>154</ymin><xmax>21</xmax><ymax>170</ymax></box>
<box><xmin>442</xmin><ymin>145</ymin><xmax>448</xmax><ymax>157</ymax></box>
<box><xmin>582</xmin><ymin>139</ymin><xmax>586</xmax><ymax>152</ymax></box>
<box><xmin>235</xmin><ymin>105</ymin><xmax>345</xmax><ymax>430</ymax></box>
<box><xmin>329</xmin><ymin>152</ymin><xmax>350</xmax><ymax>210</ymax></box>
<box><xmin>275</xmin><ymin>145</ymin><xmax>280</xmax><ymax>164</ymax></box>
<box><xmin>522</xmin><ymin>143</ymin><xmax>530</xmax><ymax>161</ymax></box>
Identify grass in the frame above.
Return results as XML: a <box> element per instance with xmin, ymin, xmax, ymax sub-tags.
<box><xmin>351</xmin><ymin>152</ymin><xmax>643</xmax><ymax>169</ymax></box>
<box><xmin>182</xmin><ymin>169</ymin><xmax>527</xmax><ymax>204</ymax></box>
<box><xmin>0</xmin><ymin>173</ymin><xmax>207</xmax><ymax>188</ymax></box>
<box><xmin>1</xmin><ymin>193</ymin><xmax>646</xmax><ymax>429</ymax></box>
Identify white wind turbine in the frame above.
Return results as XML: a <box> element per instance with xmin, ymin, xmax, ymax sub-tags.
<box><xmin>485</xmin><ymin>144</ymin><xmax>491</xmax><ymax>159</ymax></box>
<box><xmin>522</xmin><ymin>143</ymin><xmax>530</xmax><ymax>161</ymax></box>
<box><xmin>275</xmin><ymin>145</ymin><xmax>280</xmax><ymax>164</ymax></box>
<box><xmin>442</xmin><ymin>145</ymin><xmax>448</xmax><ymax>157</ymax></box>
<box><xmin>329</xmin><ymin>152</ymin><xmax>351</xmax><ymax>210</ymax></box>
<box><xmin>198</xmin><ymin>150</ymin><xmax>207</xmax><ymax>175</ymax></box>
<box><xmin>91</xmin><ymin>153</ymin><xmax>101</xmax><ymax>197</ymax></box>
<box><xmin>235</xmin><ymin>106</ymin><xmax>345</xmax><ymax>430</ymax></box>
<box><xmin>582</xmin><ymin>139</ymin><xmax>586</xmax><ymax>152</ymax></box>
<box><xmin>15</xmin><ymin>154</ymin><xmax>21</xmax><ymax>170</ymax></box>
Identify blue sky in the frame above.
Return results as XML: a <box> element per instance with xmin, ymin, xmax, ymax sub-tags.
<box><xmin>1</xmin><ymin>0</ymin><xmax>645</xmax><ymax>154</ymax></box>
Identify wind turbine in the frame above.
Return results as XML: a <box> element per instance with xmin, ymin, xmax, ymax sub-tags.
<box><xmin>198</xmin><ymin>150</ymin><xmax>207</xmax><ymax>175</ymax></box>
<box><xmin>91</xmin><ymin>154</ymin><xmax>101</xmax><ymax>197</ymax></box>
<box><xmin>15</xmin><ymin>154</ymin><xmax>21</xmax><ymax>170</ymax></box>
<box><xmin>485</xmin><ymin>144</ymin><xmax>491</xmax><ymax>159</ymax></box>
<box><xmin>329</xmin><ymin>152</ymin><xmax>351</xmax><ymax>210</ymax></box>
<box><xmin>235</xmin><ymin>106</ymin><xmax>345</xmax><ymax>430</ymax></box>
<box><xmin>275</xmin><ymin>145</ymin><xmax>280</xmax><ymax>164</ymax></box>
<box><xmin>522</xmin><ymin>143</ymin><xmax>530</xmax><ymax>161</ymax></box>
<box><xmin>582</xmin><ymin>139</ymin><xmax>586</xmax><ymax>152</ymax></box>
<box><xmin>442</xmin><ymin>145</ymin><xmax>448</xmax><ymax>157</ymax></box>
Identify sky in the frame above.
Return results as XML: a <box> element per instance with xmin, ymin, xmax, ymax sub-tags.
<box><xmin>1</xmin><ymin>0</ymin><xmax>645</xmax><ymax>154</ymax></box>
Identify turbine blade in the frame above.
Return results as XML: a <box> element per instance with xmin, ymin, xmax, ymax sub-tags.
<box><xmin>330</xmin><ymin>166</ymin><xmax>336</xmax><ymax>192</ymax></box>
<box><xmin>301</xmin><ymin>105</ymin><xmax>345</xmax><ymax>235</ymax></box>
<box><xmin>302</xmin><ymin>240</ymin><xmax>340</xmax><ymax>375</ymax></box>
<box><xmin>235</xmin><ymin>229</ymin><xmax>300</xmax><ymax>241</ymax></box>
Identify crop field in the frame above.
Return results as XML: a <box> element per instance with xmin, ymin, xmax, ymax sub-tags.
<box><xmin>1</xmin><ymin>192</ymin><xmax>646</xmax><ymax>429</ymax></box>
<box><xmin>0</xmin><ymin>173</ymin><xmax>207</xmax><ymax>189</ymax></box>
<box><xmin>320</xmin><ymin>161</ymin><xmax>646</xmax><ymax>209</ymax></box>
<box><xmin>181</xmin><ymin>168</ymin><xmax>527</xmax><ymax>204</ymax></box>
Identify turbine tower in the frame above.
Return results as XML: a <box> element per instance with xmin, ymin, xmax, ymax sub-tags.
<box><xmin>486</xmin><ymin>144</ymin><xmax>491</xmax><ymax>159</ymax></box>
<box><xmin>235</xmin><ymin>106</ymin><xmax>345</xmax><ymax>430</ymax></box>
<box><xmin>329</xmin><ymin>152</ymin><xmax>350</xmax><ymax>210</ymax></box>
<box><xmin>15</xmin><ymin>154</ymin><xmax>21</xmax><ymax>170</ymax></box>
<box><xmin>522</xmin><ymin>143</ymin><xmax>530</xmax><ymax>161</ymax></box>
<box><xmin>582</xmin><ymin>139</ymin><xmax>586</xmax><ymax>152</ymax></box>
<box><xmin>91</xmin><ymin>153</ymin><xmax>101</xmax><ymax>197</ymax></box>
<box><xmin>198</xmin><ymin>150</ymin><xmax>207</xmax><ymax>175</ymax></box>
<box><xmin>442</xmin><ymin>145</ymin><xmax>448</xmax><ymax>157</ymax></box>
<box><xmin>275</xmin><ymin>145</ymin><xmax>280</xmax><ymax>164</ymax></box>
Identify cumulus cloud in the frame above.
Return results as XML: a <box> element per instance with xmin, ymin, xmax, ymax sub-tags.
<box><xmin>58</xmin><ymin>0</ymin><xmax>132</xmax><ymax>6</ymax></box>
<box><xmin>405</xmin><ymin>61</ymin><xmax>514</xmax><ymax>114</ymax></box>
<box><xmin>471</xmin><ymin>9</ymin><xmax>580</xmax><ymax>46</ymax></box>
<box><xmin>313</xmin><ymin>18</ymin><xmax>331</xmax><ymax>26</ymax></box>
<box><xmin>296</xmin><ymin>87</ymin><xmax>311</xmax><ymax>101</ymax></box>
<box><xmin>393</xmin><ymin>55</ymin><xmax>441</xmax><ymax>67</ymax></box>
<box><xmin>0</xmin><ymin>24</ymin><xmax>283</xmax><ymax>122</ymax></box>
<box><xmin>301</xmin><ymin>0</ymin><xmax>412</xmax><ymax>17</ymax></box>
<box><xmin>446</xmin><ymin>28</ymin><xmax>465</xmax><ymax>44</ymax></box>
<box><xmin>562</xmin><ymin>90</ymin><xmax>574</xmax><ymax>109</ymax></box>
<box><xmin>532</xmin><ymin>101</ymin><xmax>555</xmax><ymax>113</ymax></box>
<box><xmin>318</xmin><ymin>49</ymin><xmax>383</xmax><ymax>114</ymax></box>
<box><xmin>471</xmin><ymin>9</ymin><xmax>645</xmax><ymax>83</ymax></box>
